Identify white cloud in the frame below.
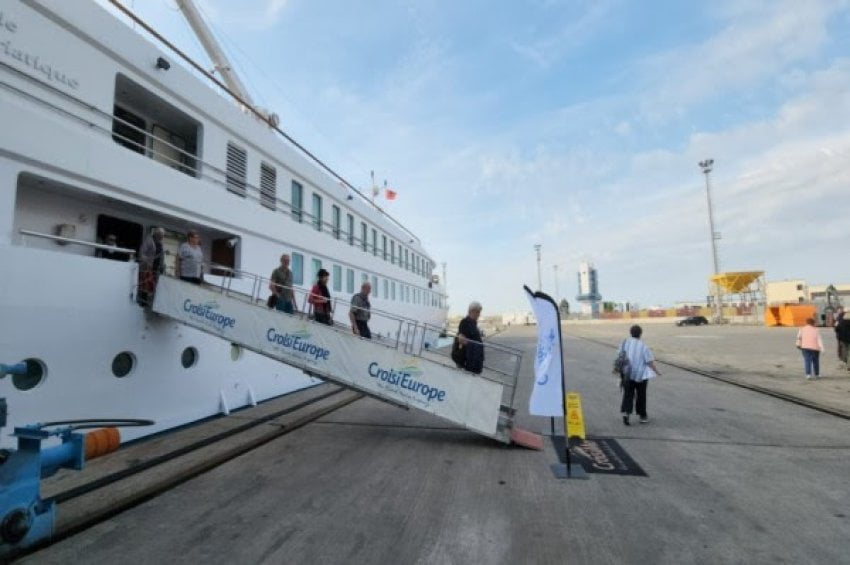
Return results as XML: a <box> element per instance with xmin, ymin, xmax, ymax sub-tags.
<box><xmin>636</xmin><ymin>0</ymin><xmax>839</xmax><ymax>122</ymax></box>
<box><xmin>508</xmin><ymin>0</ymin><xmax>615</xmax><ymax>69</ymax></box>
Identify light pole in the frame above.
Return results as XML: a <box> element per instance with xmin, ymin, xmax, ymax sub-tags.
<box><xmin>699</xmin><ymin>159</ymin><xmax>722</xmax><ymax>322</ymax></box>
<box><xmin>534</xmin><ymin>244</ymin><xmax>542</xmax><ymax>291</ymax></box>
<box><xmin>553</xmin><ymin>264</ymin><xmax>559</xmax><ymax>299</ymax></box>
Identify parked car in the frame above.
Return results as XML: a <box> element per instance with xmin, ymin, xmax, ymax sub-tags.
<box><xmin>676</xmin><ymin>316</ymin><xmax>709</xmax><ymax>326</ymax></box>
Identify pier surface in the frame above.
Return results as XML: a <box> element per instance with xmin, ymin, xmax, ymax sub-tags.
<box><xmin>25</xmin><ymin>323</ymin><xmax>850</xmax><ymax>564</ymax></box>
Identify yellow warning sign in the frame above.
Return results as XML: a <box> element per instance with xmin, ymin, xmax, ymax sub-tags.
<box><xmin>565</xmin><ymin>392</ymin><xmax>586</xmax><ymax>440</ymax></box>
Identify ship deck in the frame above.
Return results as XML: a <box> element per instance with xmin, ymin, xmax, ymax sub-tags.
<box><xmin>24</xmin><ymin>323</ymin><xmax>850</xmax><ymax>564</ymax></box>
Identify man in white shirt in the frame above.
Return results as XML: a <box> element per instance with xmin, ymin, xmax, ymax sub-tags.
<box><xmin>619</xmin><ymin>325</ymin><xmax>661</xmax><ymax>425</ymax></box>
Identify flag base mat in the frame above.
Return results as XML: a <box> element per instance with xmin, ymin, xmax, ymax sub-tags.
<box><xmin>550</xmin><ymin>463</ymin><xmax>589</xmax><ymax>480</ymax></box>
<box><xmin>551</xmin><ymin>436</ymin><xmax>648</xmax><ymax>477</ymax></box>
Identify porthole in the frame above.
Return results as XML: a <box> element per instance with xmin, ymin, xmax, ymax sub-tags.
<box><xmin>12</xmin><ymin>358</ymin><xmax>47</xmax><ymax>391</ymax></box>
<box><xmin>230</xmin><ymin>343</ymin><xmax>243</xmax><ymax>361</ymax></box>
<box><xmin>181</xmin><ymin>347</ymin><xmax>198</xmax><ymax>369</ymax></box>
<box><xmin>112</xmin><ymin>352</ymin><xmax>136</xmax><ymax>378</ymax></box>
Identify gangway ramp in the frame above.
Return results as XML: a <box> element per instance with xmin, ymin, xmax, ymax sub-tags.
<box><xmin>151</xmin><ymin>276</ymin><xmax>527</xmax><ymax>444</ymax></box>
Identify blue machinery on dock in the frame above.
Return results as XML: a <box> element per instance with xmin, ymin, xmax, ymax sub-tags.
<box><xmin>0</xmin><ymin>361</ymin><xmax>152</xmax><ymax>558</ymax></box>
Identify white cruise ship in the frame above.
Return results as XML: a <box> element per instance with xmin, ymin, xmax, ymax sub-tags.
<box><xmin>0</xmin><ymin>0</ymin><xmax>448</xmax><ymax>447</ymax></box>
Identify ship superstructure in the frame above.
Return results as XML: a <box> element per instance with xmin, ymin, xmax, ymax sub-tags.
<box><xmin>0</xmin><ymin>1</ymin><xmax>447</xmax><ymax>446</ymax></box>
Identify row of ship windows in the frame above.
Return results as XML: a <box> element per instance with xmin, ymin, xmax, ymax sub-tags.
<box><xmin>296</xmin><ymin>258</ymin><xmax>445</xmax><ymax>308</ymax></box>
<box><xmin>237</xmin><ymin>151</ymin><xmax>434</xmax><ymax>280</ymax></box>
<box><xmin>10</xmin><ymin>345</ymin><xmax>246</xmax><ymax>392</ymax></box>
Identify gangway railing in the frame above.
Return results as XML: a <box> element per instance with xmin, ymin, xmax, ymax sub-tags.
<box><xmin>149</xmin><ymin>271</ymin><xmax>526</xmax><ymax>443</ymax></box>
<box><xmin>199</xmin><ymin>263</ymin><xmax>523</xmax><ymax>382</ymax></box>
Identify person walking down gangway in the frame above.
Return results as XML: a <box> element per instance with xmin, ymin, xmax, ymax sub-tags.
<box><xmin>176</xmin><ymin>229</ymin><xmax>204</xmax><ymax>284</ymax></box>
<box><xmin>619</xmin><ymin>324</ymin><xmax>661</xmax><ymax>426</ymax></box>
<box><xmin>308</xmin><ymin>268</ymin><xmax>333</xmax><ymax>325</ymax></box>
<box><xmin>270</xmin><ymin>253</ymin><xmax>296</xmax><ymax>314</ymax></box>
<box><xmin>451</xmin><ymin>301</ymin><xmax>484</xmax><ymax>374</ymax></box>
<box><xmin>137</xmin><ymin>227</ymin><xmax>165</xmax><ymax>306</ymax></box>
<box><xmin>349</xmin><ymin>281</ymin><xmax>372</xmax><ymax>339</ymax></box>
<box><xmin>796</xmin><ymin>318</ymin><xmax>824</xmax><ymax>380</ymax></box>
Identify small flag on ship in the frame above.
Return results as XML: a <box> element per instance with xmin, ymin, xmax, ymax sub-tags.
<box><xmin>385</xmin><ymin>188</ymin><xmax>397</xmax><ymax>200</ymax></box>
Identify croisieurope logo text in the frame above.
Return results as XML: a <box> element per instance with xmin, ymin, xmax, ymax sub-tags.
<box><xmin>368</xmin><ymin>362</ymin><xmax>446</xmax><ymax>402</ymax></box>
<box><xmin>266</xmin><ymin>329</ymin><xmax>329</xmax><ymax>361</ymax></box>
<box><xmin>183</xmin><ymin>299</ymin><xmax>236</xmax><ymax>330</ymax></box>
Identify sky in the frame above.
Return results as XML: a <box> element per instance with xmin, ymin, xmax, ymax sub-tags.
<box><xmin>101</xmin><ymin>0</ymin><xmax>850</xmax><ymax>314</ymax></box>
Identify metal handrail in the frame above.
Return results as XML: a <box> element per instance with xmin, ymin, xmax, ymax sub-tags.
<box><xmin>19</xmin><ymin>229</ymin><xmax>137</xmax><ymax>258</ymax></box>
<box><xmin>195</xmin><ymin>263</ymin><xmax>523</xmax><ymax>383</ymax></box>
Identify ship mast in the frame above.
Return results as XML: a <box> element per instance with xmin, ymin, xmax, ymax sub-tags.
<box><xmin>176</xmin><ymin>0</ymin><xmax>277</xmax><ymax>124</ymax></box>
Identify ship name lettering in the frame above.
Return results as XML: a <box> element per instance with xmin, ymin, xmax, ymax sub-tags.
<box><xmin>0</xmin><ymin>12</ymin><xmax>79</xmax><ymax>90</ymax></box>
<box><xmin>266</xmin><ymin>329</ymin><xmax>330</xmax><ymax>361</ymax></box>
<box><xmin>367</xmin><ymin>362</ymin><xmax>446</xmax><ymax>402</ymax></box>
<box><xmin>182</xmin><ymin>299</ymin><xmax>236</xmax><ymax>330</ymax></box>
<box><xmin>0</xmin><ymin>12</ymin><xmax>18</xmax><ymax>33</ymax></box>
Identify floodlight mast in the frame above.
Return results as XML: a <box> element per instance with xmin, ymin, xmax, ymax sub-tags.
<box><xmin>699</xmin><ymin>159</ymin><xmax>723</xmax><ymax>323</ymax></box>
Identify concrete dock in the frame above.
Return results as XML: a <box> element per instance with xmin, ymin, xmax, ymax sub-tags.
<box><xmin>23</xmin><ymin>323</ymin><xmax>850</xmax><ymax>564</ymax></box>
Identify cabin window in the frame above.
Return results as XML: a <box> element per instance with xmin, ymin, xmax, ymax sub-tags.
<box><xmin>382</xmin><ymin>235</ymin><xmax>387</xmax><ymax>260</ymax></box>
<box><xmin>312</xmin><ymin>194</ymin><xmax>322</xmax><ymax>231</ymax></box>
<box><xmin>371</xmin><ymin>229</ymin><xmax>378</xmax><ymax>256</ymax></box>
<box><xmin>111</xmin><ymin>352</ymin><xmax>136</xmax><ymax>378</ymax></box>
<box><xmin>311</xmin><ymin>258</ymin><xmax>322</xmax><ymax>281</ymax></box>
<box><xmin>372</xmin><ymin>275</ymin><xmax>378</xmax><ymax>291</ymax></box>
<box><xmin>382</xmin><ymin>279</ymin><xmax>388</xmax><ymax>299</ymax></box>
<box><xmin>390</xmin><ymin>241</ymin><xmax>395</xmax><ymax>263</ymax></box>
<box><xmin>112</xmin><ymin>106</ymin><xmax>146</xmax><ymax>154</ymax></box>
<box><xmin>225</xmin><ymin>143</ymin><xmax>247</xmax><ymax>197</ymax></box>
<box><xmin>291</xmin><ymin>181</ymin><xmax>303</xmax><ymax>222</ymax></box>
<box><xmin>404</xmin><ymin>249</ymin><xmax>409</xmax><ymax>270</ymax></box>
<box><xmin>260</xmin><ymin>162</ymin><xmax>277</xmax><ymax>210</ymax></box>
<box><xmin>12</xmin><ymin>359</ymin><xmax>46</xmax><ymax>391</ymax></box>
<box><xmin>346</xmin><ymin>214</ymin><xmax>354</xmax><ymax>245</ymax></box>
<box><xmin>391</xmin><ymin>281</ymin><xmax>396</xmax><ymax>301</ymax></box>
<box><xmin>360</xmin><ymin>222</ymin><xmax>367</xmax><ymax>252</ymax></box>
<box><xmin>151</xmin><ymin>125</ymin><xmax>191</xmax><ymax>175</ymax></box>
<box><xmin>112</xmin><ymin>74</ymin><xmax>199</xmax><ymax>177</ymax></box>
<box><xmin>181</xmin><ymin>347</ymin><xmax>199</xmax><ymax>369</ymax></box>
<box><xmin>292</xmin><ymin>253</ymin><xmax>304</xmax><ymax>285</ymax></box>
<box><xmin>332</xmin><ymin>205</ymin><xmax>341</xmax><ymax>239</ymax></box>
<box><xmin>332</xmin><ymin>265</ymin><xmax>342</xmax><ymax>291</ymax></box>
<box><xmin>346</xmin><ymin>268</ymin><xmax>354</xmax><ymax>293</ymax></box>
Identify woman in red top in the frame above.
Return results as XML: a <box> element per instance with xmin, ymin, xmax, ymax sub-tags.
<box><xmin>308</xmin><ymin>268</ymin><xmax>333</xmax><ymax>325</ymax></box>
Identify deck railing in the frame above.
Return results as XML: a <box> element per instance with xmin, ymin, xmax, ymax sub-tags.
<box><xmin>18</xmin><ymin>229</ymin><xmax>137</xmax><ymax>259</ymax></box>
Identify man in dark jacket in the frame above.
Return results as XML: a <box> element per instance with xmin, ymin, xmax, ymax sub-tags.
<box><xmin>835</xmin><ymin>313</ymin><xmax>850</xmax><ymax>370</ymax></box>
<box><xmin>453</xmin><ymin>301</ymin><xmax>484</xmax><ymax>373</ymax></box>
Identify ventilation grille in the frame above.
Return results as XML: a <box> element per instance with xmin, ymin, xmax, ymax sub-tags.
<box><xmin>226</xmin><ymin>142</ymin><xmax>247</xmax><ymax>196</ymax></box>
<box><xmin>260</xmin><ymin>162</ymin><xmax>277</xmax><ymax>210</ymax></box>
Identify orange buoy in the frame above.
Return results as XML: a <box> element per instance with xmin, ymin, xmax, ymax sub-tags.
<box><xmin>84</xmin><ymin>427</ymin><xmax>120</xmax><ymax>460</ymax></box>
